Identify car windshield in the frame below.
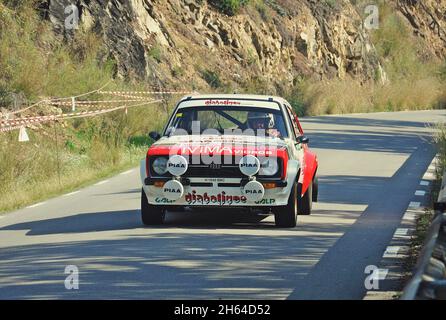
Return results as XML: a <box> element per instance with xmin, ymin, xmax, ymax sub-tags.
<box><xmin>165</xmin><ymin>106</ymin><xmax>288</xmax><ymax>138</ymax></box>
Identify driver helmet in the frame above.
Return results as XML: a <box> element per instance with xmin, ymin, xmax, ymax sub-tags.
<box><xmin>247</xmin><ymin>111</ymin><xmax>275</xmax><ymax>130</ymax></box>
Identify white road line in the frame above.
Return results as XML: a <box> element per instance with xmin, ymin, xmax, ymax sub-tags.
<box><xmin>415</xmin><ymin>190</ymin><xmax>426</xmax><ymax>196</ymax></box>
<box><xmin>403</xmin><ymin>212</ymin><xmax>417</xmax><ymax>221</ymax></box>
<box><xmin>408</xmin><ymin>202</ymin><xmax>421</xmax><ymax>209</ymax></box>
<box><xmin>120</xmin><ymin>169</ymin><xmax>133</xmax><ymax>175</ymax></box>
<box><xmin>376</xmin><ymin>269</ymin><xmax>389</xmax><ymax>280</ymax></box>
<box><xmin>394</xmin><ymin>228</ymin><xmax>409</xmax><ymax>237</ymax></box>
<box><xmin>95</xmin><ymin>180</ymin><xmax>109</xmax><ymax>186</ymax></box>
<box><xmin>363</xmin><ymin>291</ymin><xmax>400</xmax><ymax>299</ymax></box>
<box><xmin>423</xmin><ymin>172</ymin><xmax>435</xmax><ymax>180</ymax></box>
<box><xmin>64</xmin><ymin>191</ymin><xmax>80</xmax><ymax>197</ymax></box>
<box><xmin>419</xmin><ymin>180</ymin><xmax>430</xmax><ymax>186</ymax></box>
<box><xmin>383</xmin><ymin>246</ymin><xmax>400</xmax><ymax>258</ymax></box>
<box><xmin>27</xmin><ymin>202</ymin><xmax>45</xmax><ymax>208</ymax></box>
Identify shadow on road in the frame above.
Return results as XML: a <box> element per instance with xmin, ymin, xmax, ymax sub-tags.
<box><xmin>0</xmin><ymin>208</ymin><xmax>361</xmax><ymax>299</ymax></box>
<box><xmin>0</xmin><ymin>112</ymin><xmax>442</xmax><ymax>299</ymax></box>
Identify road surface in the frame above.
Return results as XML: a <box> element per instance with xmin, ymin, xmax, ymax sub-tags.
<box><xmin>0</xmin><ymin>110</ymin><xmax>444</xmax><ymax>299</ymax></box>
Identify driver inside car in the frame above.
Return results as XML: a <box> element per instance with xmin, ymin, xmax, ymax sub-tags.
<box><xmin>246</xmin><ymin>111</ymin><xmax>281</xmax><ymax>138</ymax></box>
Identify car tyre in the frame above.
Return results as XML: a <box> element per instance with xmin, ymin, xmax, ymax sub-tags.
<box><xmin>275</xmin><ymin>182</ymin><xmax>298</xmax><ymax>228</ymax></box>
<box><xmin>141</xmin><ymin>188</ymin><xmax>165</xmax><ymax>225</ymax></box>
<box><xmin>312</xmin><ymin>175</ymin><xmax>318</xmax><ymax>202</ymax></box>
<box><xmin>298</xmin><ymin>181</ymin><xmax>312</xmax><ymax>215</ymax></box>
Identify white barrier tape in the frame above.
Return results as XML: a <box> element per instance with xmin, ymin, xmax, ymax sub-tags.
<box><xmin>47</xmin><ymin>99</ymin><xmax>152</xmax><ymax>106</ymax></box>
<box><xmin>61</xmin><ymin>100</ymin><xmax>162</xmax><ymax>120</ymax></box>
<box><xmin>98</xmin><ymin>90</ymin><xmax>193</xmax><ymax>95</ymax></box>
<box><xmin>0</xmin><ymin>99</ymin><xmax>163</xmax><ymax>130</ymax></box>
<box><xmin>7</xmin><ymin>80</ymin><xmax>113</xmax><ymax>115</ymax></box>
<box><xmin>0</xmin><ymin>125</ymin><xmax>24</xmax><ymax>132</ymax></box>
<box><xmin>1</xmin><ymin>116</ymin><xmax>59</xmax><ymax>127</ymax></box>
<box><xmin>98</xmin><ymin>93</ymin><xmax>156</xmax><ymax>100</ymax></box>
<box><xmin>1</xmin><ymin>99</ymin><xmax>159</xmax><ymax>126</ymax></box>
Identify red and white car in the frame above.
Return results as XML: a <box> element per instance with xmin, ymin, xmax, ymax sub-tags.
<box><xmin>140</xmin><ymin>94</ymin><xmax>318</xmax><ymax>227</ymax></box>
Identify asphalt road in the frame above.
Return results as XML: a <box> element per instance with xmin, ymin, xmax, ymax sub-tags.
<box><xmin>0</xmin><ymin>110</ymin><xmax>444</xmax><ymax>300</ymax></box>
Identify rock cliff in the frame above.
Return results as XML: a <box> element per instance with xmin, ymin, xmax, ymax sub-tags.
<box><xmin>44</xmin><ymin>0</ymin><xmax>445</xmax><ymax>91</ymax></box>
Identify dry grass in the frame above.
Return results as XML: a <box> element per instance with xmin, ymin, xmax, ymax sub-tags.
<box><xmin>0</xmin><ymin>110</ymin><xmax>163</xmax><ymax>213</ymax></box>
<box><xmin>0</xmin><ymin>2</ymin><xmax>173</xmax><ymax>213</ymax></box>
<box><xmin>292</xmin><ymin>0</ymin><xmax>446</xmax><ymax>116</ymax></box>
<box><xmin>301</xmin><ymin>79</ymin><xmax>373</xmax><ymax>115</ymax></box>
<box><xmin>302</xmin><ymin>77</ymin><xmax>444</xmax><ymax>116</ymax></box>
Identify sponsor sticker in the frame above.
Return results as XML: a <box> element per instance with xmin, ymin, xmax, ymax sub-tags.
<box><xmin>185</xmin><ymin>190</ymin><xmax>247</xmax><ymax>205</ymax></box>
<box><xmin>255</xmin><ymin>199</ymin><xmax>276</xmax><ymax>205</ymax></box>
<box><xmin>155</xmin><ymin>197</ymin><xmax>176</xmax><ymax>204</ymax></box>
<box><xmin>242</xmin><ymin>180</ymin><xmax>265</xmax><ymax>202</ymax></box>
<box><xmin>162</xmin><ymin>179</ymin><xmax>184</xmax><ymax>200</ymax></box>
<box><xmin>239</xmin><ymin>155</ymin><xmax>260</xmax><ymax>176</ymax></box>
<box><xmin>204</xmin><ymin>100</ymin><xmax>241</xmax><ymax>106</ymax></box>
<box><xmin>167</xmin><ymin>155</ymin><xmax>188</xmax><ymax>176</ymax></box>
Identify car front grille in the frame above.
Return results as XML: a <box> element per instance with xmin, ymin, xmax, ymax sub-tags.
<box><xmin>185</xmin><ymin>164</ymin><xmax>244</xmax><ymax>178</ymax></box>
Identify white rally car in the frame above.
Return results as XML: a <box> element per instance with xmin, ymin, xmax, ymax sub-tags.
<box><xmin>140</xmin><ymin>94</ymin><xmax>318</xmax><ymax>227</ymax></box>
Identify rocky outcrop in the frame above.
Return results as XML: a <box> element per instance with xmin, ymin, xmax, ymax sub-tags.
<box><xmin>395</xmin><ymin>0</ymin><xmax>446</xmax><ymax>58</ymax></box>
<box><xmin>45</xmin><ymin>0</ymin><xmax>385</xmax><ymax>89</ymax></box>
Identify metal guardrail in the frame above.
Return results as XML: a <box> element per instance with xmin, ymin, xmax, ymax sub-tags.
<box><xmin>401</xmin><ymin>171</ymin><xmax>446</xmax><ymax>300</ymax></box>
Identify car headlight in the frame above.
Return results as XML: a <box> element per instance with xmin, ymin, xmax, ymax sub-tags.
<box><xmin>259</xmin><ymin>157</ymin><xmax>279</xmax><ymax>176</ymax></box>
<box><xmin>152</xmin><ymin>157</ymin><xmax>168</xmax><ymax>175</ymax></box>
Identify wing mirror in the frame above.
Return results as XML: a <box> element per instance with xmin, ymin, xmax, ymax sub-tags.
<box><xmin>149</xmin><ymin>131</ymin><xmax>161</xmax><ymax>141</ymax></box>
<box><xmin>297</xmin><ymin>135</ymin><xmax>309</xmax><ymax>144</ymax></box>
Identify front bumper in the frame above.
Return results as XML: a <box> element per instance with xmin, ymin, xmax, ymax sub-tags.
<box><xmin>140</xmin><ymin>159</ymin><xmax>300</xmax><ymax>207</ymax></box>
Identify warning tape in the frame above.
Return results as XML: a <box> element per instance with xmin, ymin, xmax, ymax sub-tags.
<box><xmin>5</xmin><ymin>80</ymin><xmax>113</xmax><ymax>116</ymax></box>
<box><xmin>98</xmin><ymin>90</ymin><xmax>193</xmax><ymax>95</ymax></box>
<box><xmin>97</xmin><ymin>93</ymin><xmax>156</xmax><ymax>100</ymax></box>
<box><xmin>0</xmin><ymin>125</ymin><xmax>23</xmax><ymax>132</ymax></box>
<box><xmin>0</xmin><ymin>100</ymin><xmax>162</xmax><ymax>131</ymax></box>
<box><xmin>1</xmin><ymin>84</ymin><xmax>190</xmax><ymax>118</ymax></box>
<box><xmin>1</xmin><ymin>99</ymin><xmax>160</xmax><ymax>126</ymax></box>
<box><xmin>47</xmin><ymin>99</ymin><xmax>152</xmax><ymax>106</ymax></box>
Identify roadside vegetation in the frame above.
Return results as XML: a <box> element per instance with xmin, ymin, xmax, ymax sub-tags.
<box><xmin>0</xmin><ymin>1</ymin><xmax>169</xmax><ymax>213</ymax></box>
<box><xmin>1</xmin><ymin>0</ymin><xmax>446</xmax><ymax>212</ymax></box>
<box><xmin>403</xmin><ymin>124</ymin><xmax>446</xmax><ymax>287</ymax></box>
<box><xmin>209</xmin><ymin>0</ymin><xmax>446</xmax><ymax>116</ymax></box>
<box><xmin>293</xmin><ymin>1</ymin><xmax>446</xmax><ymax>115</ymax></box>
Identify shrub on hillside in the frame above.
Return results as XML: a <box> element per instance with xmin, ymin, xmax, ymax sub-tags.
<box><xmin>208</xmin><ymin>0</ymin><xmax>250</xmax><ymax>16</ymax></box>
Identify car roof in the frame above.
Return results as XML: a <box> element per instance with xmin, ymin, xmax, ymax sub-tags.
<box><xmin>176</xmin><ymin>94</ymin><xmax>288</xmax><ymax>110</ymax></box>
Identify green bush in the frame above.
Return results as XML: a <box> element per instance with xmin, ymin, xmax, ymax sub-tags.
<box><xmin>201</xmin><ymin>69</ymin><xmax>222</xmax><ymax>88</ymax></box>
<box><xmin>148</xmin><ymin>45</ymin><xmax>162</xmax><ymax>63</ymax></box>
<box><xmin>209</xmin><ymin>0</ymin><xmax>250</xmax><ymax>16</ymax></box>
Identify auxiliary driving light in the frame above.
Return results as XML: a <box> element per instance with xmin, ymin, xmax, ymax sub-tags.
<box><xmin>242</xmin><ymin>180</ymin><xmax>265</xmax><ymax>202</ymax></box>
<box><xmin>162</xmin><ymin>180</ymin><xmax>184</xmax><ymax>201</ymax></box>
<box><xmin>239</xmin><ymin>155</ymin><xmax>260</xmax><ymax>176</ymax></box>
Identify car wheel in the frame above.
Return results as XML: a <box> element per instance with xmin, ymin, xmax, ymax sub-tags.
<box><xmin>275</xmin><ymin>182</ymin><xmax>298</xmax><ymax>228</ymax></box>
<box><xmin>141</xmin><ymin>188</ymin><xmax>165</xmax><ymax>225</ymax></box>
<box><xmin>299</xmin><ymin>181</ymin><xmax>313</xmax><ymax>215</ymax></box>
